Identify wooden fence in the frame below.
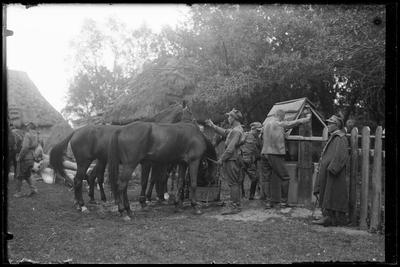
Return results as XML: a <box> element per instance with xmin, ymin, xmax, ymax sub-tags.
<box><xmin>348</xmin><ymin>126</ymin><xmax>385</xmax><ymax>231</ymax></box>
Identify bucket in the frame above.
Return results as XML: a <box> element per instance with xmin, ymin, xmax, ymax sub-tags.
<box><xmin>41</xmin><ymin>168</ymin><xmax>55</xmax><ymax>184</ymax></box>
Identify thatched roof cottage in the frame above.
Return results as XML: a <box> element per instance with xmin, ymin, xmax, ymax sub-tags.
<box><xmin>7</xmin><ymin>69</ymin><xmax>72</xmax><ymax>152</ymax></box>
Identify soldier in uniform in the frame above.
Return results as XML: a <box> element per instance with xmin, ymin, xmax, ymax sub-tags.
<box><xmin>240</xmin><ymin>121</ymin><xmax>263</xmax><ymax>200</ymax></box>
<box><xmin>14</xmin><ymin>122</ymin><xmax>39</xmax><ymax>198</ymax></box>
<box><xmin>206</xmin><ymin>108</ymin><xmax>245</xmax><ymax>215</ymax></box>
<box><xmin>312</xmin><ymin>114</ymin><xmax>349</xmax><ymax>226</ymax></box>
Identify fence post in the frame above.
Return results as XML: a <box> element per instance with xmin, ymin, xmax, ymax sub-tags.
<box><xmin>297</xmin><ymin>117</ymin><xmax>313</xmax><ymax>207</ymax></box>
<box><xmin>349</xmin><ymin>127</ymin><xmax>358</xmax><ymax>226</ymax></box>
<box><xmin>360</xmin><ymin>126</ymin><xmax>370</xmax><ymax>230</ymax></box>
<box><xmin>370</xmin><ymin>126</ymin><xmax>383</xmax><ymax>232</ymax></box>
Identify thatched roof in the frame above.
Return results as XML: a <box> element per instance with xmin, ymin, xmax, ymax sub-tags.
<box><xmin>104</xmin><ymin>57</ymin><xmax>198</xmax><ymax>124</ymax></box>
<box><xmin>7</xmin><ymin>69</ymin><xmax>66</xmax><ymax>127</ymax></box>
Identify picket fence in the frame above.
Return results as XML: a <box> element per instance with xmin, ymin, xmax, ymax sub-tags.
<box><xmin>347</xmin><ymin>126</ymin><xmax>385</xmax><ymax>232</ymax></box>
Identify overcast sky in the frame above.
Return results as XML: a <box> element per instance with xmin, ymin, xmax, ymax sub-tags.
<box><xmin>6</xmin><ymin>4</ymin><xmax>190</xmax><ymax>113</ymax></box>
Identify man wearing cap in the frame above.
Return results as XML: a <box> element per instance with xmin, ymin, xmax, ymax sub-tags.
<box><xmin>14</xmin><ymin>122</ymin><xmax>39</xmax><ymax>198</ymax></box>
<box><xmin>240</xmin><ymin>121</ymin><xmax>263</xmax><ymax>200</ymax></box>
<box><xmin>312</xmin><ymin>114</ymin><xmax>349</xmax><ymax>226</ymax></box>
<box><xmin>206</xmin><ymin>108</ymin><xmax>245</xmax><ymax>215</ymax></box>
<box><xmin>261</xmin><ymin>108</ymin><xmax>311</xmax><ymax>209</ymax></box>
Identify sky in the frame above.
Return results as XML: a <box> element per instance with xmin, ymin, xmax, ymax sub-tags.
<box><xmin>6</xmin><ymin>4</ymin><xmax>190</xmax><ymax>113</ymax></box>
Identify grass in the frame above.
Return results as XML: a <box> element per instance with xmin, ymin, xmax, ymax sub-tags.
<box><xmin>6</xmin><ymin>175</ymin><xmax>385</xmax><ymax>264</ymax></box>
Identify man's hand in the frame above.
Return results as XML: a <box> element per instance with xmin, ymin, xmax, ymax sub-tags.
<box><xmin>205</xmin><ymin>119</ymin><xmax>215</xmax><ymax>128</ymax></box>
<box><xmin>216</xmin><ymin>159</ymin><xmax>223</xmax><ymax>165</ymax></box>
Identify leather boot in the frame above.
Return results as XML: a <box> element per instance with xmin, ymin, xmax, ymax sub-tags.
<box><xmin>221</xmin><ymin>202</ymin><xmax>241</xmax><ymax>215</ymax></box>
<box><xmin>312</xmin><ymin>216</ymin><xmax>332</xmax><ymax>226</ymax></box>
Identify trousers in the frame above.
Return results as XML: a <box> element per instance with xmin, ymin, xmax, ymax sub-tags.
<box><xmin>221</xmin><ymin>160</ymin><xmax>244</xmax><ymax>205</ymax></box>
<box><xmin>15</xmin><ymin>160</ymin><xmax>36</xmax><ymax>192</ymax></box>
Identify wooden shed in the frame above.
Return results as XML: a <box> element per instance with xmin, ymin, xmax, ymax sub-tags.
<box><xmin>263</xmin><ymin>97</ymin><xmax>328</xmax><ymax>207</ymax></box>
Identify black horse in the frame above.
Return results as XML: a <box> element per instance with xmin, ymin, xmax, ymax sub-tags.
<box><xmin>108</xmin><ymin>122</ymin><xmax>218</xmax><ymax>220</ymax></box>
<box><xmin>50</xmin><ymin>124</ymin><xmax>120</xmax><ymax>210</ymax></box>
<box><xmin>49</xmin><ymin>103</ymin><xmax>198</xmax><ymax>210</ymax></box>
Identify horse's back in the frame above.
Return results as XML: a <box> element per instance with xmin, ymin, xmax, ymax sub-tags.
<box><xmin>70</xmin><ymin>124</ymin><xmax>119</xmax><ymax>159</ymax></box>
<box><xmin>119</xmin><ymin>122</ymin><xmax>206</xmax><ymax>163</ymax></box>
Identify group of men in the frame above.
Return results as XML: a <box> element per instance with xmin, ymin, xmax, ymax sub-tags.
<box><xmin>206</xmin><ymin>107</ymin><xmax>349</xmax><ymax>227</ymax></box>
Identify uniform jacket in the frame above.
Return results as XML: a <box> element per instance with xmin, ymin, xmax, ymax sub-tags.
<box><xmin>220</xmin><ymin>125</ymin><xmax>244</xmax><ymax>162</ymax></box>
<box><xmin>313</xmin><ymin>130</ymin><xmax>349</xmax><ymax>213</ymax></box>
<box><xmin>18</xmin><ymin>130</ymin><xmax>38</xmax><ymax>162</ymax></box>
<box><xmin>240</xmin><ymin>131</ymin><xmax>262</xmax><ymax>162</ymax></box>
<box><xmin>261</xmin><ymin>116</ymin><xmax>308</xmax><ymax>155</ymax></box>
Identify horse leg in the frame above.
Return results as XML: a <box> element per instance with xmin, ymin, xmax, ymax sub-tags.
<box><xmin>173</xmin><ymin>163</ymin><xmax>186</xmax><ymax>212</ymax></box>
<box><xmin>87</xmin><ymin>163</ymin><xmax>98</xmax><ymax>203</ymax></box>
<box><xmin>73</xmin><ymin>161</ymin><xmax>92</xmax><ymax>213</ymax></box>
<box><xmin>188</xmin><ymin>159</ymin><xmax>202</xmax><ymax>215</ymax></box>
<box><xmin>96</xmin><ymin>161</ymin><xmax>107</xmax><ymax>203</ymax></box>
<box><xmin>146</xmin><ymin>166</ymin><xmax>155</xmax><ymax>201</ymax></box>
<box><xmin>139</xmin><ymin>162</ymin><xmax>151</xmax><ymax>209</ymax></box>
<box><xmin>117</xmin><ymin>164</ymin><xmax>136</xmax><ymax>220</ymax></box>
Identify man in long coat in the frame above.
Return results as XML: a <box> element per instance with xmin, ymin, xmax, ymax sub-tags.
<box><xmin>206</xmin><ymin>108</ymin><xmax>245</xmax><ymax>215</ymax></box>
<box><xmin>312</xmin><ymin>114</ymin><xmax>349</xmax><ymax>226</ymax></box>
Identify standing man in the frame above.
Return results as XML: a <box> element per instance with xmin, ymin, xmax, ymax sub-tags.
<box><xmin>261</xmin><ymin>108</ymin><xmax>311</xmax><ymax>208</ymax></box>
<box><xmin>312</xmin><ymin>114</ymin><xmax>349</xmax><ymax>226</ymax></box>
<box><xmin>240</xmin><ymin>121</ymin><xmax>263</xmax><ymax>200</ymax></box>
<box><xmin>206</xmin><ymin>108</ymin><xmax>245</xmax><ymax>215</ymax></box>
<box><xmin>14</xmin><ymin>122</ymin><xmax>39</xmax><ymax>198</ymax></box>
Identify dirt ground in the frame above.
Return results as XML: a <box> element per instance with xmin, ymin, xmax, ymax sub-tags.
<box><xmin>5</xmin><ymin>174</ymin><xmax>384</xmax><ymax>264</ymax></box>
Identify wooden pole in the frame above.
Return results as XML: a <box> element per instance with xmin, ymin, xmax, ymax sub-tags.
<box><xmin>349</xmin><ymin>127</ymin><xmax>358</xmax><ymax>226</ymax></box>
<box><xmin>360</xmin><ymin>126</ymin><xmax>370</xmax><ymax>230</ymax></box>
<box><xmin>370</xmin><ymin>126</ymin><xmax>383</xmax><ymax>232</ymax></box>
<box><xmin>297</xmin><ymin>117</ymin><xmax>313</xmax><ymax>207</ymax></box>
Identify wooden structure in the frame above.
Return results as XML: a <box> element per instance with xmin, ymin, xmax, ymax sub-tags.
<box><xmin>348</xmin><ymin>126</ymin><xmax>385</xmax><ymax>231</ymax></box>
<box><xmin>263</xmin><ymin>97</ymin><xmax>327</xmax><ymax>207</ymax></box>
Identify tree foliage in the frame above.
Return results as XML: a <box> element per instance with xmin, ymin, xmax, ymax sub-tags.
<box><xmin>65</xmin><ymin>5</ymin><xmax>385</xmax><ymax>129</ymax></box>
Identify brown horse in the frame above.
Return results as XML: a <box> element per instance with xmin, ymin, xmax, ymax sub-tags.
<box><xmin>108</xmin><ymin>122</ymin><xmax>218</xmax><ymax>220</ymax></box>
<box><xmin>49</xmin><ymin>102</ymin><xmax>201</xmax><ymax>211</ymax></box>
<box><xmin>49</xmin><ymin>124</ymin><xmax>120</xmax><ymax>210</ymax></box>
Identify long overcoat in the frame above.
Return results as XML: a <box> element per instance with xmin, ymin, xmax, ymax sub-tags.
<box><xmin>314</xmin><ymin>130</ymin><xmax>349</xmax><ymax>213</ymax></box>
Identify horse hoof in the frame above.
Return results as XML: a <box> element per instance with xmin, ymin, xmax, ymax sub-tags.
<box><xmin>123</xmin><ymin>215</ymin><xmax>131</xmax><ymax>221</ymax></box>
<box><xmin>193</xmin><ymin>209</ymin><xmax>203</xmax><ymax>215</ymax></box>
<box><xmin>81</xmin><ymin>206</ymin><xmax>90</xmax><ymax>213</ymax></box>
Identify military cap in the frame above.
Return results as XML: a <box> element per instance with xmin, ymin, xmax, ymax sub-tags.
<box><xmin>250</xmin><ymin>121</ymin><xmax>262</xmax><ymax>130</ymax></box>
<box><xmin>225</xmin><ymin>108</ymin><xmax>243</xmax><ymax>122</ymax></box>
<box><xmin>326</xmin><ymin>115</ymin><xmax>344</xmax><ymax>129</ymax></box>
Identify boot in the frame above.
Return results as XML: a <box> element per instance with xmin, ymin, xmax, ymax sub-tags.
<box><xmin>221</xmin><ymin>202</ymin><xmax>241</xmax><ymax>215</ymax></box>
<box><xmin>13</xmin><ymin>192</ymin><xmax>24</xmax><ymax>198</ymax></box>
<box><xmin>312</xmin><ymin>216</ymin><xmax>332</xmax><ymax>226</ymax></box>
<box><xmin>28</xmin><ymin>188</ymin><xmax>38</xmax><ymax>196</ymax></box>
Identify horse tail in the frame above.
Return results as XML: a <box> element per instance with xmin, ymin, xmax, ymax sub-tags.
<box><xmin>108</xmin><ymin>128</ymin><xmax>121</xmax><ymax>201</ymax></box>
<box><xmin>49</xmin><ymin>131</ymin><xmax>75</xmax><ymax>178</ymax></box>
